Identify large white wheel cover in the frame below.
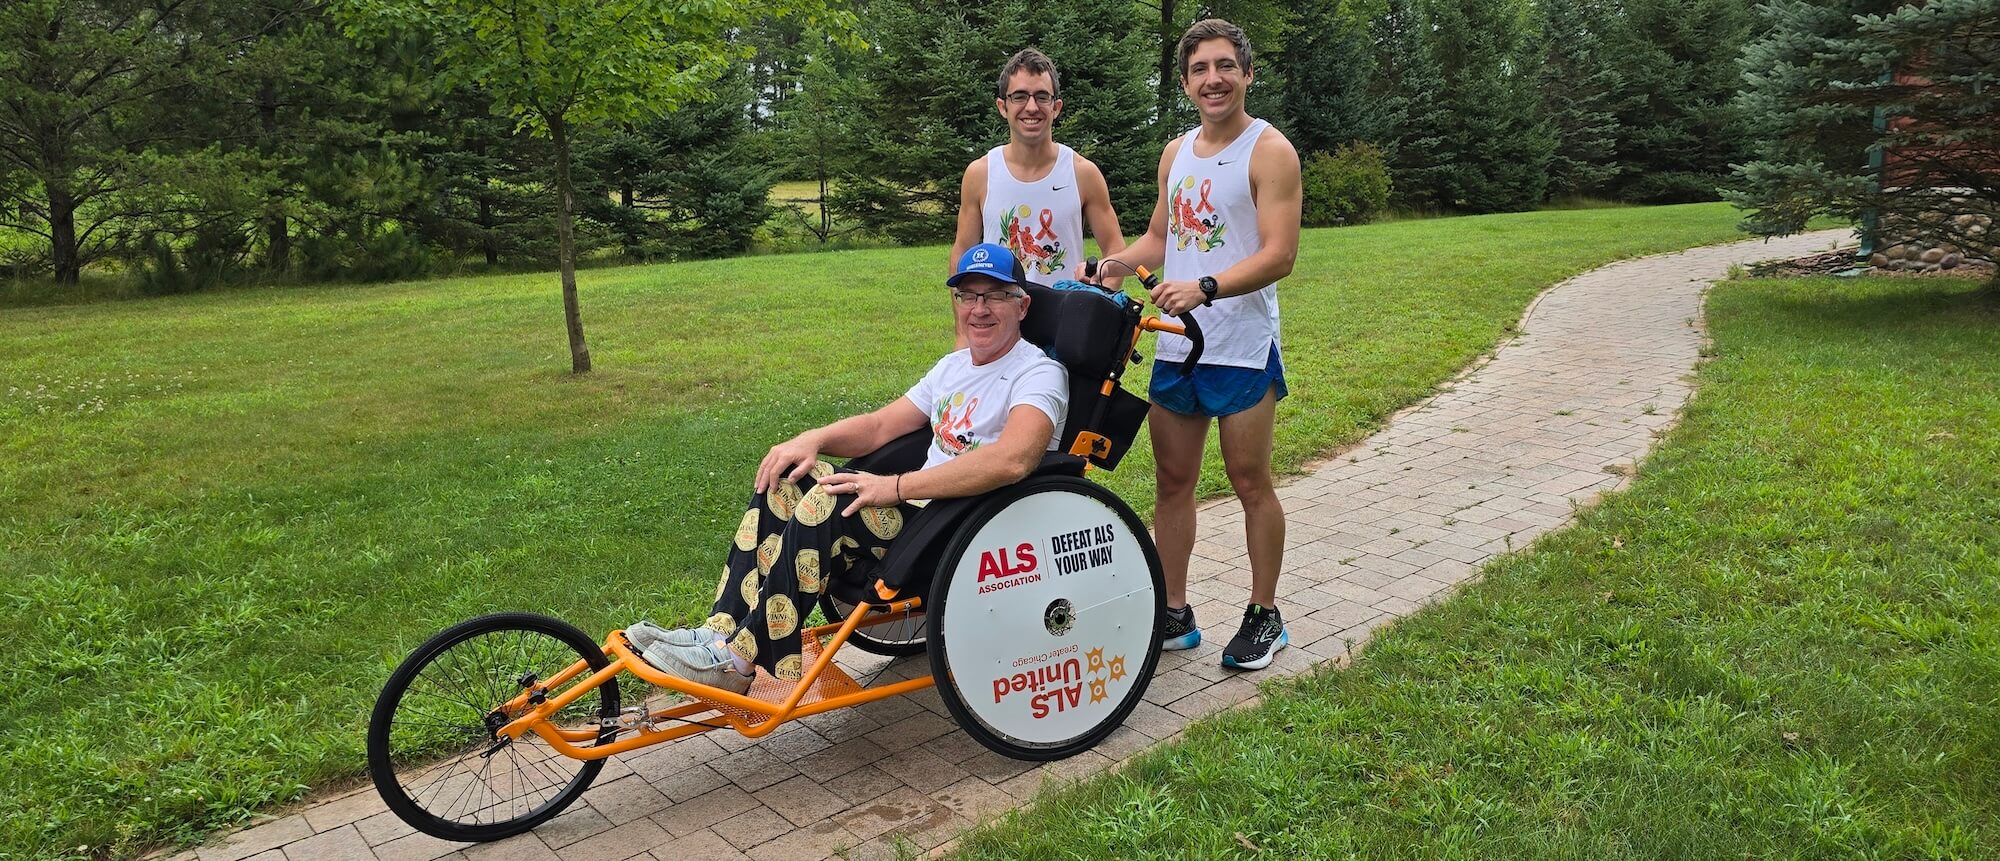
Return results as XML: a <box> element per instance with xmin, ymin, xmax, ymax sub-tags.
<box><xmin>941</xmin><ymin>488</ymin><xmax>1154</xmax><ymax>746</ymax></box>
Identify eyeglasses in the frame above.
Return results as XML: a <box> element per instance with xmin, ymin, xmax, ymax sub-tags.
<box><xmin>1004</xmin><ymin>91</ymin><xmax>1055</xmax><ymax>107</ymax></box>
<box><xmin>951</xmin><ymin>288</ymin><xmax>1024</xmax><ymax>307</ymax></box>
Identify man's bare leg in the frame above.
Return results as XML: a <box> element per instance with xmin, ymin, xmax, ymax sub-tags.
<box><xmin>1149</xmin><ymin>403</ymin><xmax>1211</xmax><ymax>609</ymax></box>
<box><xmin>1217</xmin><ymin>387</ymin><xmax>1283</xmax><ymax>607</ymax></box>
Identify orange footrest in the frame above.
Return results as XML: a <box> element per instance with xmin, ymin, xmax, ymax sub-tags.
<box><xmin>693</xmin><ymin>636</ymin><xmax>861</xmax><ymax>730</ymax></box>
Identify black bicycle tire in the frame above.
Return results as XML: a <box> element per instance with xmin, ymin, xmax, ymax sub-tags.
<box><xmin>367</xmin><ymin>612</ymin><xmax>618</xmax><ymax>841</ymax></box>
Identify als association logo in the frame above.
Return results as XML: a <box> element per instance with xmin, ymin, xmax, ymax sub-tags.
<box><xmin>976</xmin><ymin>542</ymin><xmax>1039</xmax><ymax>594</ymax></box>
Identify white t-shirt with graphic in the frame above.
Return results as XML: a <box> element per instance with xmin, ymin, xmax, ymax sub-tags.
<box><xmin>904</xmin><ymin>338</ymin><xmax>1068</xmax><ymax>470</ymax></box>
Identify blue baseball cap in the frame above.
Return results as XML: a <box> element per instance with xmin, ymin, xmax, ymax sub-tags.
<box><xmin>947</xmin><ymin>242</ymin><xmax>1023</xmax><ymax>288</ymax></box>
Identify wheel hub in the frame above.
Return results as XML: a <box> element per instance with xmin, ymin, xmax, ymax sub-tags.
<box><xmin>1043</xmin><ymin>598</ymin><xmax>1075</xmax><ymax>636</ymax></box>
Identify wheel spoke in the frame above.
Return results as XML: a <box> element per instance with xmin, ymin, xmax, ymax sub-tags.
<box><xmin>371</xmin><ymin>616</ymin><xmax>613</xmax><ymax>839</ymax></box>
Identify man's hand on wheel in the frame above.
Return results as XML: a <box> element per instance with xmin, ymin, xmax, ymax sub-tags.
<box><xmin>756</xmin><ymin>436</ymin><xmax>821</xmax><ymax>493</ymax></box>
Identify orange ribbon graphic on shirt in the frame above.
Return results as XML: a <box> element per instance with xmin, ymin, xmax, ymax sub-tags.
<box><xmin>1195</xmin><ymin>178</ymin><xmax>1215</xmax><ymax>213</ymax></box>
<box><xmin>1036</xmin><ymin>209</ymin><xmax>1057</xmax><ymax>240</ymax></box>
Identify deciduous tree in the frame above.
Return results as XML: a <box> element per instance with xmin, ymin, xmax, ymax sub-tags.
<box><xmin>335</xmin><ymin>0</ymin><xmax>856</xmax><ymax>373</ymax></box>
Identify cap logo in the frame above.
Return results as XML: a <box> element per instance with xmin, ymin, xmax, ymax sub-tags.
<box><xmin>973</xmin><ymin>247</ymin><xmax>990</xmax><ymax>262</ymax></box>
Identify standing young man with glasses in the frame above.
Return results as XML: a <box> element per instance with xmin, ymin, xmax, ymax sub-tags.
<box><xmin>1096</xmin><ymin>19</ymin><xmax>1302</xmax><ymax>671</ymax></box>
<box><xmin>952</xmin><ymin>48</ymin><xmax>1126</xmax><ymax>348</ymax></box>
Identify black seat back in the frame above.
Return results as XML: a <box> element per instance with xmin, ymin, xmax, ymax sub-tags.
<box><xmin>1019</xmin><ymin>282</ymin><xmax>1149</xmax><ymax>470</ymax></box>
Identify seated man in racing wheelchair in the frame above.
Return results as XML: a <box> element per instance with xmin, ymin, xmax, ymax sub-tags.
<box><xmin>367</xmin><ymin>243</ymin><xmax>1201</xmax><ymax>842</ymax></box>
<box><xmin>626</xmin><ymin>241</ymin><xmax>1070</xmax><ymax>693</ymax></box>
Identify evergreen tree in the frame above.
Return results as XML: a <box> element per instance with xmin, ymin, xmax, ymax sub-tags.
<box><xmin>1604</xmin><ymin>0</ymin><xmax>1757</xmax><ymax>202</ymax></box>
<box><xmin>1386</xmin><ymin>0</ymin><xmax>1554</xmax><ymax>212</ymax></box>
<box><xmin>1373</xmin><ymin>0</ymin><xmax>1456</xmax><ymax>210</ymax></box>
<box><xmin>418</xmin><ymin>84</ymin><xmax>556</xmax><ymax>267</ymax></box>
<box><xmin>581</xmin><ymin>67</ymin><xmax>775</xmax><ymax>260</ymax></box>
<box><xmin>1280</xmin><ymin>0</ymin><xmax>1397</xmax><ymax>157</ymax></box>
<box><xmin>1033</xmin><ymin>0</ymin><xmax>1157</xmax><ymax>235</ymax></box>
<box><xmin>771</xmin><ymin>50</ymin><xmax>866</xmax><ymax>243</ymax></box>
<box><xmin>1729</xmin><ymin>0</ymin><xmax>1997</xmax><ymax>270</ymax></box>
<box><xmin>830</xmin><ymin>0</ymin><xmax>1026</xmax><ymax>244</ymax></box>
<box><xmin>1535</xmin><ymin>0</ymin><xmax>1624</xmax><ymax>199</ymax></box>
<box><xmin>0</xmin><ymin>0</ymin><xmax>296</xmax><ymax>283</ymax></box>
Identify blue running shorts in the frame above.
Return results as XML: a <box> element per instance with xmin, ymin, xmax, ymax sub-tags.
<box><xmin>1149</xmin><ymin>342</ymin><xmax>1288</xmax><ymax>418</ymax></box>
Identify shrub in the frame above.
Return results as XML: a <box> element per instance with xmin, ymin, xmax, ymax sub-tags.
<box><xmin>1302</xmin><ymin>143</ymin><xmax>1393</xmax><ymax>227</ymax></box>
<box><xmin>137</xmin><ymin>225</ymin><xmax>255</xmax><ymax>295</ymax></box>
<box><xmin>299</xmin><ymin>223</ymin><xmax>432</xmax><ymax>284</ymax></box>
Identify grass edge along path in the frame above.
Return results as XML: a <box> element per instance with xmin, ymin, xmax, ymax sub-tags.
<box><xmin>3</xmin><ymin>204</ymin><xmax>1757</xmax><ymax>860</ymax></box>
<box><xmin>951</xmin><ymin>274</ymin><xmax>2000</xmax><ymax>860</ymax></box>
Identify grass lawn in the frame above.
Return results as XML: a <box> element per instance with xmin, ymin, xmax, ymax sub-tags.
<box><xmin>0</xmin><ymin>204</ymin><xmax>1758</xmax><ymax>859</ymax></box>
<box><xmin>953</xmin><ymin>274</ymin><xmax>2000</xmax><ymax>860</ymax></box>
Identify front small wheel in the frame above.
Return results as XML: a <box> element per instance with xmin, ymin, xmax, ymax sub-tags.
<box><xmin>368</xmin><ymin>613</ymin><xmax>619</xmax><ymax>841</ymax></box>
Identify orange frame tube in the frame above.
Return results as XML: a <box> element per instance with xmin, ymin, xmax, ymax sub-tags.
<box><xmin>493</xmin><ymin>597</ymin><xmax>935</xmax><ymax>760</ymax></box>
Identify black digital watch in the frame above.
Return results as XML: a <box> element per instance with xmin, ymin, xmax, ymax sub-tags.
<box><xmin>1197</xmin><ymin>275</ymin><xmax>1218</xmax><ymax>306</ymax></box>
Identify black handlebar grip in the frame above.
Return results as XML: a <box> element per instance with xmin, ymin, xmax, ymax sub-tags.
<box><xmin>1175</xmin><ymin>312</ymin><xmax>1205</xmax><ymax>376</ymax></box>
<box><xmin>1083</xmin><ymin>256</ymin><xmax>1099</xmax><ymax>280</ymax></box>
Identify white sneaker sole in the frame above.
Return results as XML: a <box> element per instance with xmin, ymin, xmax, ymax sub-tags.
<box><xmin>1221</xmin><ymin>629</ymin><xmax>1288</xmax><ymax>670</ymax></box>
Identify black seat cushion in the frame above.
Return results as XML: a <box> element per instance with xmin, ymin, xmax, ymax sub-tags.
<box><xmin>843</xmin><ymin>428</ymin><xmax>931</xmax><ymax>475</ymax></box>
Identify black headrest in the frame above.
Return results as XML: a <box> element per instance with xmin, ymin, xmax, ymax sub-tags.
<box><xmin>1019</xmin><ymin>282</ymin><xmax>1136</xmax><ymax>381</ymax></box>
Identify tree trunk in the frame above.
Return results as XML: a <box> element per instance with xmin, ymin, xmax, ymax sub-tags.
<box><xmin>548</xmin><ymin>113</ymin><xmax>592</xmax><ymax>374</ymax></box>
<box><xmin>479</xmin><ymin>194</ymin><xmax>498</xmax><ymax>265</ymax></box>
<box><xmin>259</xmin><ymin>79</ymin><xmax>290</xmax><ymax>273</ymax></box>
<box><xmin>816</xmin><ymin>156</ymin><xmax>830</xmax><ymax>243</ymax></box>
<box><xmin>48</xmin><ymin>181</ymin><xmax>80</xmax><ymax>284</ymax></box>
<box><xmin>1157</xmin><ymin>0</ymin><xmax>1178</xmax><ymax>138</ymax></box>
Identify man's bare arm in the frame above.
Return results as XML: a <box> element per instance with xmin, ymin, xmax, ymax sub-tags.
<box><xmin>1074</xmin><ymin>156</ymin><xmax>1127</xmax><ymax>286</ymax></box>
<box><xmin>832</xmin><ymin>405</ymin><xmax>1057</xmax><ymax>514</ymax></box>
<box><xmin>1212</xmin><ymin>128</ymin><xmax>1301</xmax><ymax>295</ymax></box>
<box><xmin>948</xmin><ymin>158</ymin><xmax>987</xmax><ymax>349</ymax></box>
<box><xmin>951</xmin><ymin>158</ymin><xmax>987</xmax><ymax>275</ymax></box>
<box><xmin>1094</xmin><ymin>138</ymin><xmax>1178</xmax><ymax>280</ymax></box>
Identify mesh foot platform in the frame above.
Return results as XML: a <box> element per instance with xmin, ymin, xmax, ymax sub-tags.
<box><xmin>693</xmin><ymin>635</ymin><xmax>861</xmax><ymax>730</ymax></box>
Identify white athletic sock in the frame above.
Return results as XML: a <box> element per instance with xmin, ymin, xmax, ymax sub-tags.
<box><xmin>712</xmin><ymin>630</ymin><xmax>753</xmax><ymax>676</ymax></box>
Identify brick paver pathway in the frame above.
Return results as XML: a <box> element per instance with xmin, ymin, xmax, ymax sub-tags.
<box><xmin>175</xmin><ymin>231</ymin><xmax>1848</xmax><ymax>861</ymax></box>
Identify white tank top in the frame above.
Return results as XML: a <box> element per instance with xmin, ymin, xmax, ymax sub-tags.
<box><xmin>1159</xmin><ymin>118</ymin><xmax>1279</xmax><ymax>369</ymax></box>
<box><xmin>981</xmin><ymin>145</ymin><xmax>1085</xmax><ymax>285</ymax></box>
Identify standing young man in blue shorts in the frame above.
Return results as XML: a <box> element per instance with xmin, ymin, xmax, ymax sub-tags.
<box><xmin>1096</xmin><ymin>19</ymin><xmax>1301</xmax><ymax>670</ymax></box>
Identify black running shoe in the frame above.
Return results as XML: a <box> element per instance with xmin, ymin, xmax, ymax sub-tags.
<box><xmin>1160</xmin><ymin>604</ymin><xmax>1201</xmax><ymax>651</ymax></box>
<box><xmin>1221</xmin><ymin>603</ymin><xmax>1288</xmax><ymax>669</ymax></box>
